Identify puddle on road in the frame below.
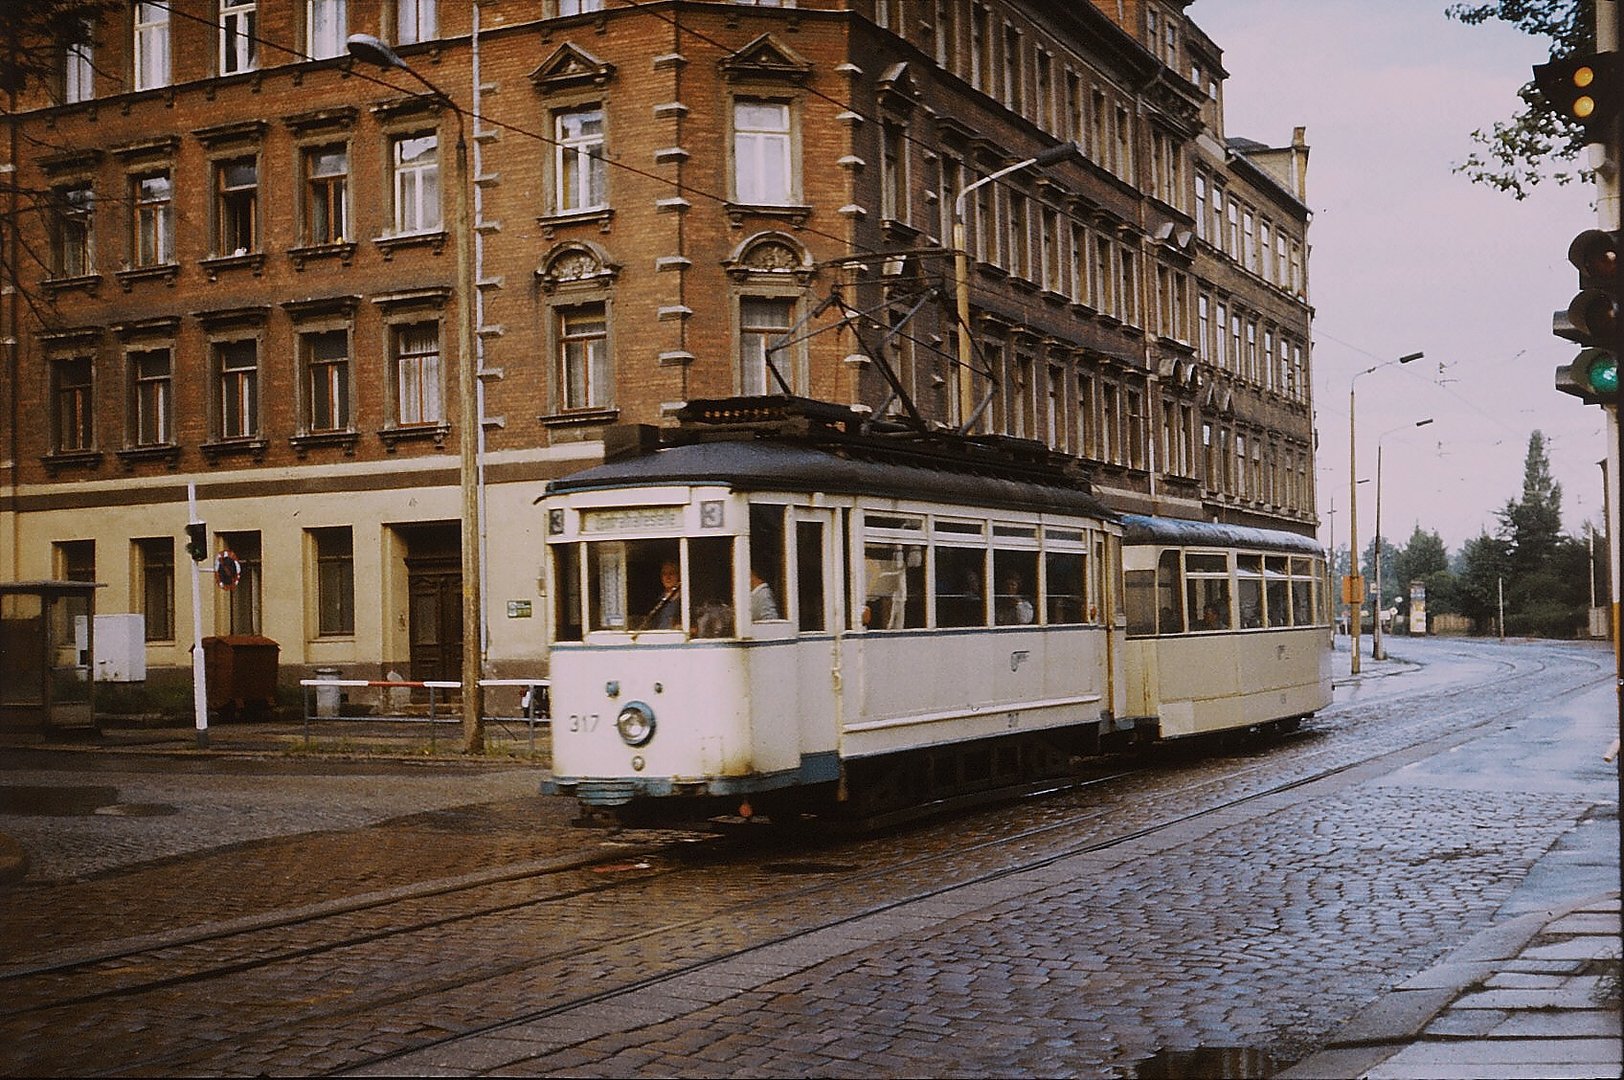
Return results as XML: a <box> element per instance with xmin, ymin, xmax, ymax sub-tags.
<box><xmin>0</xmin><ymin>785</ymin><xmax>176</xmax><ymax>817</ymax></box>
<box><xmin>0</xmin><ymin>785</ymin><xmax>119</xmax><ymax>816</ymax></box>
<box><xmin>763</xmin><ymin>862</ymin><xmax>860</xmax><ymax>875</ymax></box>
<box><xmin>1135</xmin><ymin>1046</ymin><xmax>1276</xmax><ymax>1078</ymax></box>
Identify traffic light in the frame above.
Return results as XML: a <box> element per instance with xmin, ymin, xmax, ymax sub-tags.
<box><xmin>1533</xmin><ymin>52</ymin><xmax>1623</xmax><ymax>141</ymax></box>
<box><xmin>1554</xmin><ymin>228</ymin><xmax>1623</xmax><ymax>405</ymax></box>
<box><xmin>184</xmin><ymin>522</ymin><xmax>208</xmax><ymax>562</ymax></box>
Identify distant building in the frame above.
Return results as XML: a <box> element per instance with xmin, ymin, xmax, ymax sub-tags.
<box><xmin>0</xmin><ymin>0</ymin><xmax>1315</xmax><ymax>687</ymax></box>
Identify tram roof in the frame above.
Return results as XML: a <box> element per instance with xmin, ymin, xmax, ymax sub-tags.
<box><xmin>546</xmin><ymin>439</ymin><xmax>1117</xmax><ymax>521</ymax></box>
<box><xmin>1118</xmin><ymin>513</ymin><xmax>1323</xmax><ymax>555</ymax></box>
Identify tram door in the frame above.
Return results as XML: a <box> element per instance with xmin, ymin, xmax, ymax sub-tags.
<box><xmin>406</xmin><ymin>556</ymin><xmax>462</xmax><ymax>686</ymax></box>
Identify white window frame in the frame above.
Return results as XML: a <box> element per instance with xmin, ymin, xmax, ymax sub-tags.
<box><xmin>392</xmin><ymin>321</ymin><xmax>444</xmax><ymax>426</ymax></box>
<box><xmin>134</xmin><ymin>2</ymin><xmax>170</xmax><ymax>91</ymax></box>
<box><xmin>307</xmin><ymin>0</ymin><xmax>347</xmax><ymax>60</ymax></box>
<box><xmin>391</xmin><ymin>132</ymin><xmax>441</xmax><ymax>234</ymax></box>
<box><xmin>397</xmin><ymin>0</ymin><xmax>437</xmax><ymax>44</ymax></box>
<box><xmin>63</xmin><ymin>21</ymin><xmax>94</xmax><ymax>103</ymax></box>
<box><xmin>220</xmin><ymin>0</ymin><xmax>257</xmax><ymax>75</ymax></box>
<box><xmin>733</xmin><ymin>99</ymin><xmax>794</xmax><ymax>205</ymax></box>
<box><xmin>738</xmin><ymin>294</ymin><xmax>799</xmax><ymax>396</ymax></box>
<box><xmin>133</xmin><ymin>171</ymin><xmax>174</xmax><ymax>267</ymax></box>
<box><xmin>554</xmin><ymin>105</ymin><xmax>606</xmax><ymax>213</ymax></box>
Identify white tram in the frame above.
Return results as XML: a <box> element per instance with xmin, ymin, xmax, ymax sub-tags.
<box><xmin>538</xmin><ymin>398</ymin><xmax>1332</xmax><ymax>824</ymax></box>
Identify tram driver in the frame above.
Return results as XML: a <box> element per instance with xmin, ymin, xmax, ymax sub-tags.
<box><xmin>643</xmin><ymin>560</ymin><xmax>682</xmax><ymax>630</ymax></box>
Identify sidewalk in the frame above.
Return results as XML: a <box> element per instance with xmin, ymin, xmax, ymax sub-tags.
<box><xmin>0</xmin><ymin>713</ymin><xmax>548</xmax><ymax>885</ymax></box>
<box><xmin>1283</xmin><ymin>892</ymin><xmax>1621</xmax><ymax>1079</ymax></box>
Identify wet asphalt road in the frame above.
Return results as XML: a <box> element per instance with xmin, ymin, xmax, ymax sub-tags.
<box><xmin>0</xmin><ymin>635</ymin><xmax>1616</xmax><ymax>1077</ymax></box>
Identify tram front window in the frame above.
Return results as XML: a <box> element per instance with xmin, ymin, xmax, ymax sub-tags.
<box><xmin>588</xmin><ymin>539</ymin><xmax>681</xmax><ymax>632</ymax></box>
<box><xmin>689</xmin><ymin>536</ymin><xmax>735</xmax><ymax>638</ymax></box>
<box><xmin>553</xmin><ymin>543</ymin><xmax>583</xmax><ymax>641</ymax></box>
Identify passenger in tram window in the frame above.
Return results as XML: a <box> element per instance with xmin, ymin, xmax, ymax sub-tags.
<box><xmin>642</xmin><ymin>560</ymin><xmax>682</xmax><ymax>630</ymax></box>
<box><xmin>1201</xmin><ymin>603</ymin><xmax>1223</xmax><ymax>630</ymax></box>
<box><xmin>996</xmin><ymin>572</ymin><xmax>1036</xmax><ymax>625</ymax></box>
<box><xmin>750</xmin><ymin>567</ymin><xmax>782</xmax><ymax>621</ymax></box>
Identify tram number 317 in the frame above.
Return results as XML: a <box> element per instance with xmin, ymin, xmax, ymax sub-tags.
<box><xmin>569</xmin><ymin>714</ymin><xmax>601</xmax><ymax>733</ymax></box>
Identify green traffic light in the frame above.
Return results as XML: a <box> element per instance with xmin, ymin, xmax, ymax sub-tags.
<box><xmin>1588</xmin><ymin>351</ymin><xmax>1619</xmax><ymax>394</ymax></box>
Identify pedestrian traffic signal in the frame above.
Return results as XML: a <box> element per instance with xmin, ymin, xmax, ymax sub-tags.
<box><xmin>185</xmin><ymin>522</ymin><xmax>208</xmax><ymax>562</ymax></box>
<box><xmin>1554</xmin><ymin>228</ymin><xmax>1623</xmax><ymax>405</ymax></box>
<box><xmin>1533</xmin><ymin>52</ymin><xmax>1623</xmax><ymax>141</ymax></box>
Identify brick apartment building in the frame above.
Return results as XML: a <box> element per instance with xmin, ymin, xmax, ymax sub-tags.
<box><xmin>0</xmin><ymin>0</ymin><xmax>1315</xmax><ymax>693</ymax></box>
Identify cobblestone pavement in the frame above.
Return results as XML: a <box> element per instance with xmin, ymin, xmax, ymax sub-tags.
<box><xmin>0</xmin><ymin>637</ymin><xmax>1616</xmax><ymax>1077</ymax></box>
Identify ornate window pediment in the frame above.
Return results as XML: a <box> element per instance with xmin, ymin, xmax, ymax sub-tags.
<box><xmin>720</xmin><ymin>33</ymin><xmax>812</xmax><ymax>85</ymax></box>
<box><xmin>529</xmin><ymin>43</ymin><xmax>616</xmax><ymax>92</ymax></box>
<box><xmin>723</xmin><ymin>233</ymin><xmax>814</xmax><ymax>285</ymax></box>
<box><xmin>877</xmin><ymin>62</ymin><xmax>919</xmax><ymax>112</ymax></box>
<box><xmin>536</xmin><ymin>242</ymin><xmax>620</xmax><ymax>293</ymax></box>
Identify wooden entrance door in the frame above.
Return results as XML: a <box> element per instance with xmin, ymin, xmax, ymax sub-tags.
<box><xmin>406</xmin><ymin>557</ymin><xmax>461</xmax><ymax>685</ymax></box>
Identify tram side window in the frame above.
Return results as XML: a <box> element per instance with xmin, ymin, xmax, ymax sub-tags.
<box><xmin>748</xmin><ymin>505</ymin><xmax>787</xmax><ymax>623</ymax></box>
<box><xmin>1124</xmin><ymin>569</ymin><xmax>1156</xmax><ymax>636</ymax></box>
<box><xmin>935</xmin><ymin>544</ymin><xmax>987</xmax><ymax>627</ymax></box>
<box><xmin>1265</xmin><ymin>556</ymin><xmax>1291</xmax><ymax>627</ymax></box>
<box><xmin>863</xmin><ymin>542</ymin><xmax>925</xmax><ymax>629</ymax></box>
<box><xmin>1236</xmin><ymin>554</ymin><xmax>1264</xmax><ymax>629</ymax></box>
<box><xmin>689</xmin><ymin>536</ymin><xmax>735</xmax><ymax>638</ymax></box>
<box><xmin>1045</xmin><ymin>550</ymin><xmax>1086</xmax><ymax>624</ymax></box>
<box><xmin>553</xmin><ymin>543</ymin><xmax>583</xmax><ymax>642</ymax></box>
<box><xmin>1185</xmin><ymin>553</ymin><xmax>1231</xmax><ymax>631</ymax></box>
<box><xmin>1155</xmin><ymin>549</ymin><xmax>1184</xmax><ymax>634</ymax></box>
<box><xmin>796</xmin><ymin>520</ymin><xmax>825</xmax><ymax>632</ymax></box>
<box><xmin>993</xmin><ymin>548</ymin><xmax>1038</xmax><ymax>625</ymax></box>
<box><xmin>1290</xmin><ymin>556</ymin><xmax>1315</xmax><ymax>625</ymax></box>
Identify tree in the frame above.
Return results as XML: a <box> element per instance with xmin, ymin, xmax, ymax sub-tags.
<box><xmin>1393</xmin><ymin>525</ymin><xmax>1455</xmax><ymax>624</ymax></box>
<box><xmin>0</xmin><ymin>2</ymin><xmax>105</xmax><ymax>97</ymax></box>
<box><xmin>1497</xmin><ymin>431</ymin><xmax>1565</xmax><ymax>573</ymax></box>
<box><xmin>1</xmin><ymin>3</ymin><xmax>120</xmax><ymax>326</ymax></box>
<box><xmin>1446</xmin><ymin>1</ymin><xmax>1590</xmax><ymax>198</ymax></box>
<box><xmin>1454</xmin><ymin>530</ymin><xmax>1512</xmax><ymax>632</ymax></box>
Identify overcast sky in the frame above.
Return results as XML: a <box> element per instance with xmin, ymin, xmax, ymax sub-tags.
<box><xmin>1190</xmin><ymin>0</ymin><xmax>1607</xmax><ymax>555</ymax></box>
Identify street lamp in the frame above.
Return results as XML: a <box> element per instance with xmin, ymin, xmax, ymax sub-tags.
<box><xmin>1347</xmin><ymin>350</ymin><xmax>1422</xmax><ymax>674</ymax></box>
<box><xmin>952</xmin><ymin>141</ymin><xmax>1080</xmax><ymax>431</ymax></box>
<box><xmin>1373</xmin><ymin>418</ymin><xmax>1433</xmax><ymax>661</ymax></box>
<box><xmin>347</xmin><ymin>33</ymin><xmax>484</xmax><ymax>753</ymax></box>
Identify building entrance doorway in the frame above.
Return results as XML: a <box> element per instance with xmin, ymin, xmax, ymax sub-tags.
<box><xmin>398</xmin><ymin>523</ymin><xmax>462</xmax><ymax>689</ymax></box>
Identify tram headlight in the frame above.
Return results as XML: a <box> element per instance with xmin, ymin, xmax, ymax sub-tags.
<box><xmin>615</xmin><ymin>701</ymin><xmax>656</xmax><ymax>747</ymax></box>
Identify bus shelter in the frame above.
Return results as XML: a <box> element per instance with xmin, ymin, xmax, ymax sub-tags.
<box><xmin>0</xmin><ymin>581</ymin><xmax>102</xmax><ymax>736</ymax></box>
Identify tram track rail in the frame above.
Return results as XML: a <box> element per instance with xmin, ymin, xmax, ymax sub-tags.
<box><xmin>2</xmin><ymin>640</ymin><xmax>1608</xmax><ymax>1078</ymax></box>
<box><xmin>328</xmin><ymin>642</ymin><xmax>1609</xmax><ymax>1078</ymax></box>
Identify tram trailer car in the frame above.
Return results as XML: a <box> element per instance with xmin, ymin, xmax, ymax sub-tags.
<box><xmin>539</xmin><ymin>399</ymin><xmax>1332</xmax><ymax>825</ymax></box>
<box><xmin>1118</xmin><ymin>514</ymin><xmax>1333</xmax><ymax>740</ymax></box>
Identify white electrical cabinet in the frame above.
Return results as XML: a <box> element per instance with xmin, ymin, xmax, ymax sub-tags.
<box><xmin>93</xmin><ymin>614</ymin><xmax>147</xmax><ymax>682</ymax></box>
